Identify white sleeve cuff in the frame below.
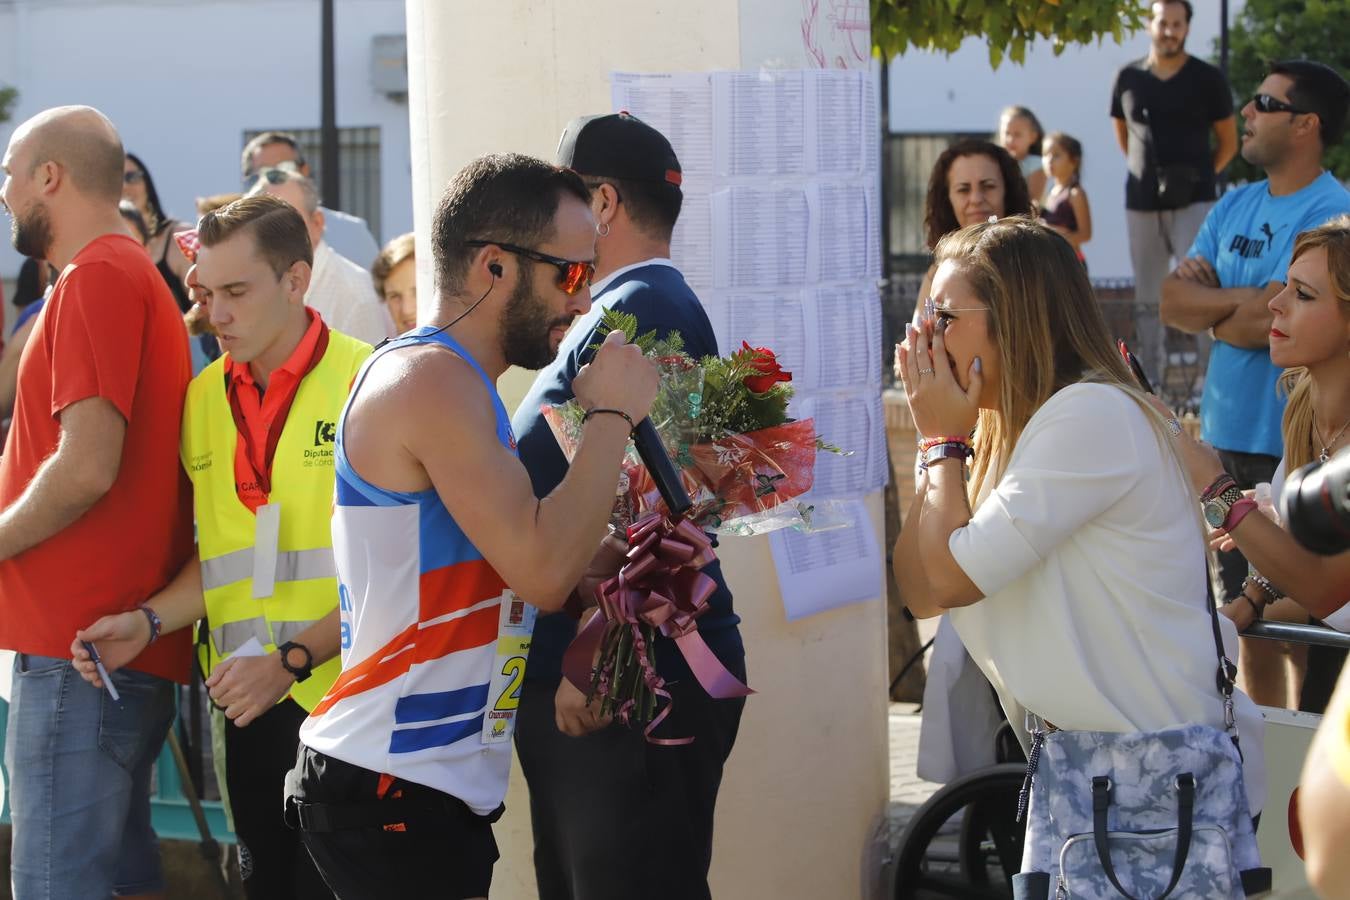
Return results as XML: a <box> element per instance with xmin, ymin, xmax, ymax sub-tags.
<box><xmin>948</xmin><ymin>492</ymin><xmax>1043</xmax><ymax>597</ymax></box>
<box><xmin>1322</xmin><ymin>599</ymin><xmax>1350</xmax><ymax>633</ymax></box>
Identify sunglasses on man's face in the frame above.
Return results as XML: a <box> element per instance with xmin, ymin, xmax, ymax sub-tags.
<box><xmin>463</xmin><ymin>240</ymin><xmax>594</xmax><ymax>296</ymax></box>
<box><xmin>1251</xmin><ymin>93</ymin><xmax>1309</xmax><ymax>115</ymax></box>
<box><xmin>243</xmin><ymin>159</ymin><xmax>303</xmax><ymax>189</ymax></box>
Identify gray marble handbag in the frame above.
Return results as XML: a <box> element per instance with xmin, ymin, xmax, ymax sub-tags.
<box><xmin>1011</xmin><ymin>598</ymin><xmax>1270</xmax><ymax>899</ymax></box>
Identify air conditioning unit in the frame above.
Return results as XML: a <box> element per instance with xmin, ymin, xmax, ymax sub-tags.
<box><xmin>371</xmin><ymin>34</ymin><xmax>407</xmax><ymax>98</ymax></box>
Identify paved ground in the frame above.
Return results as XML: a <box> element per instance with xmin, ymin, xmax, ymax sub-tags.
<box><xmin>879</xmin><ymin>701</ymin><xmax>944</xmax><ymax>898</ymax></box>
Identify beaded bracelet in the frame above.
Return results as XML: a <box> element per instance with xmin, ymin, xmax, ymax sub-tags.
<box><xmin>582</xmin><ymin>407</ymin><xmax>636</xmax><ymax>433</ymax></box>
<box><xmin>1245</xmin><ymin>570</ymin><xmax>1281</xmax><ymax>604</ymax></box>
<box><xmin>1239</xmin><ymin>590</ymin><xmax>1265</xmax><ymax>620</ymax></box>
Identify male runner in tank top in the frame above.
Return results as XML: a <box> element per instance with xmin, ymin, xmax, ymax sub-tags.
<box><xmin>285</xmin><ymin>154</ymin><xmax>659</xmax><ymax>899</ymax></box>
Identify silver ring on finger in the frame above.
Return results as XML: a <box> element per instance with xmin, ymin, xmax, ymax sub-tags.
<box><xmin>918</xmin><ymin>368</ymin><xmax>935</xmax><ymax>376</ymax></box>
<box><xmin>1166</xmin><ymin>418</ymin><xmax>1182</xmax><ymax>437</ymax></box>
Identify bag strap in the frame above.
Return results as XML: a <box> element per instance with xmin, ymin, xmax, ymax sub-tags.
<box><xmin>1093</xmin><ymin>774</ymin><xmax>1196</xmax><ymax>900</ymax></box>
<box><xmin>1205</xmin><ymin>580</ymin><xmax>1241</xmax><ymax>742</ymax></box>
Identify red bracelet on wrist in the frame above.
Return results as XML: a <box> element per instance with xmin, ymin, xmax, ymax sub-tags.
<box><xmin>1221</xmin><ymin>497</ymin><xmax>1257</xmax><ymax>533</ymax></box>
<box><xmin>918</xmin><ymin>435</ymin><xmax>971</xmax><ymax>452</ymax></box>
<box><xmin>1201</xmin><ymin>473</ymin><xmax>1237</xmax><ymax>502</ymax></box>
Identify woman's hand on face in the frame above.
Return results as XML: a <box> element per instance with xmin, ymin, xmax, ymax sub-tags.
<box><xmin>896</xmin><ymin>314</ymin><xmax>982</xmax><ymax>439</ymax></box>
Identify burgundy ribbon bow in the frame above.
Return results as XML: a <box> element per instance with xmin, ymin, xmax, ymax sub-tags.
<box><xmin>562</xmin><ymin>512</ymin><xmax>753</xmax><ymax>744</ymax></box>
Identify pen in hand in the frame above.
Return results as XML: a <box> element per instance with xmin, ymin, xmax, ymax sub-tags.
<box><xmin>81</xmin><ymin>640</ymin><xmax>122</xmax><ymax>707</ymax></box>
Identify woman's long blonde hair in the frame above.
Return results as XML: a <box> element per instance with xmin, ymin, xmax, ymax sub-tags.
<box><xmin>1280</xmin><ymin>215</ymin><xmax>1350</xmax><ymax>470</ymax></box>
<box><xmin>932</xmin><ymin>217</ymin><xmax>1174</xmax><ymax>503</ymax></box>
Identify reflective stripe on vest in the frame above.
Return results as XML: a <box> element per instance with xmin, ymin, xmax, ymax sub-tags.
<box><xmin>200</xmin><ymin>547</ymin><xmax>338</xmax><ymax>592</ymax></box>
<box><xmin>183</xmin><ymin>329</ymin><xmax>372</xmax><ymax>711</ymax></box>
<box><xmin>211</xmin><ymin>617</ymin><xmax>324</xmax><ymax>658</ymax></box>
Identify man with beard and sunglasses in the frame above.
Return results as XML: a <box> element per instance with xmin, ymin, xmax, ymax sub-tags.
<box><xmin>1162</xmin><ymin>60</ymin><xmax>1350</xmax><ymax>711</ymax></box>
<box><xmin>284</xmin><ymin>153</ymin><xmax>659</xmax><ymax>899</ymax></box>
<box><xmin>511</xmin><ymin>113</ymin><xmax>744</xmax><ymax>900</ymax></box>
<box><xmin>0</xmin><ymin>105</ymin><xmax>193</xmax><ymax>899</ymax></box>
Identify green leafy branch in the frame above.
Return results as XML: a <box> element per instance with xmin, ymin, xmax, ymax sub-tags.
<box><xmin>872</xmin><ymin>0</ymin><xmax>1150</xmax><ymax>69</ymax></box>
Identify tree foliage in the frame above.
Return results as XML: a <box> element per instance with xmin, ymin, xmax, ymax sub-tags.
<box><xmin>872</xmin><ymin>0</ymin><xmax>1150</xmax><ymax>69</ymax></box>
<box><xmin>0</xmin><ymin>86</ymin><xmax>16</xmax><ymax>125</ymax></box>
<box><xmin>1219</xmin><ymin>0</ymin><xmax>1350</xmax><ymax>183</ymax></box>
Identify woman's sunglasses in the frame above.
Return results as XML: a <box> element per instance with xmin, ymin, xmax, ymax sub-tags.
<box><xmin>923</xmin><ymin>296</ymin><xmax>990</xmax><ymax>331</ymax></box>
<box><xmin>463</xmin><ymin>239</ymin><xmax>594</xmax><ymax>296</ymax></box>
<box><xmin>1251</xmin><ymin>93</ymin><xmax>1309</xmax><ymax>115</ymax></box>
<box><xmin>123</xmin><ymin>170</ymin><xmax>145</xmax><ymax>185</ymax></box>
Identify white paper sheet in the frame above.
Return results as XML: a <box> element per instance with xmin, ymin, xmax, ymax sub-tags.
<box><xmin>806</xmin><ymin>70</ymin><xmax>863</xmax><ymax>175</ymax></box>
<box><xmin>671</xmin><ymin>191</ymin><xmax>714</xmax><ymax>291</ymax></box>
<box><xmin>712</xmin><ymin>71</ymin><xmax>806</xmax><ymax>177</ymax></box>
<box><xmin>231</xmin><ymin>636</ymin><xmax>268</xmax><ymax>658</ymax></box>
<box><xmin>806</xmin><ymin>180</ymin><xmax>869</xmax><ymax>283</ymax></box>
<box><xmin>611</xmin><ymin>72</ymin><xmax>715</xmax><ymax>177</ymax></box>
<box><xmin>712</xmin><ymin>290</ymin><xmax>810</xmax><ymax>382</ymax></box>
<box><xmin>768</xmin><ymin>498</ymin><xmax>882</xmax><ymax>620</ymax></box>
<box><xmin>807</xmin><ymin>284</ymin><xmax>881</xmax><ymax>389</ymax></box>
<box><xmin>792</xmin><ymin>391</ymin><xmax>888</xmax><ymax>497</ymax></box>
<box><xmin>865</xmin><ymin>179</ymin><xmax>883</xmax><ymax>280</ymax></box>
<box><xmin>711</xmin><ymin>186</ymin><xmax>809</xmax><ymax>288</ymax></box>
<box><xmin>861</xmin><ymin>69</ymin><xmax>881</xmax><ymax>175</ymax></box>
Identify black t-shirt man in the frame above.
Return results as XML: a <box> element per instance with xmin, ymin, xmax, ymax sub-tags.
<box><xmin>1111</xmin><ymin>55</ymin><xmax>1233</xmax><ymax>210</ymax></box>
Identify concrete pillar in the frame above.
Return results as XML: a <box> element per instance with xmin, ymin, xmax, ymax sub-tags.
<box><xmin>406</xmin><ymin>3</ymin><xmax>889</xmax><ymax>898</ymax></box>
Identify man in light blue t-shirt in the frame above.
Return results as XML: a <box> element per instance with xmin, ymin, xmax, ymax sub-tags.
<box><xmin>1162</xmin><ymin>59</ymin><xmax>1350</xmax><ymax>609</ymax></box>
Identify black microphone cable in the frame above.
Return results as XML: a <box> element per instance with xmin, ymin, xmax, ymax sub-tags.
<box><xmin>424</xmin><ymin>266</ymin><xmax>499</xmax><ymax>339</ymax></box>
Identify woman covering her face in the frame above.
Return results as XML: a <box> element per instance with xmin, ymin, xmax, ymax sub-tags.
<box><xmin>895</xmin><ymin>217</ymin><xmax>1266</xmax><ymax>816</ymax></box>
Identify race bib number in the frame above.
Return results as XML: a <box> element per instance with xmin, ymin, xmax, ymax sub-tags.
<box><xmin>481</xmin><ymin>591</ymin><xmax>536</xmax><ymax>744</ymax></box>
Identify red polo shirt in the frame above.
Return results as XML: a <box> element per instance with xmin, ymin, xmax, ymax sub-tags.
<box><xmin>225</xmin><ymin>310</ymin><xmax>329</xmax><ymax>512</ymax></box>
<box><xmin>0</xmin><ymin>234</ymin><xmax>193</xmax><ymax>682</ymax></box>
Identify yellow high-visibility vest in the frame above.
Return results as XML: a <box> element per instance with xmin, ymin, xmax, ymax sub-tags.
<box><xmin>182</xmin><ymin>328</ymin><xmax>371</xmax><ymax>711</ymax></box>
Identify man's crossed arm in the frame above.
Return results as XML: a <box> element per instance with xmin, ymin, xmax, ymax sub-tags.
<box><xmin>1160</xmin><ymin>256</ymin><xmax>1281</xmax><ymax>350</ymax></box>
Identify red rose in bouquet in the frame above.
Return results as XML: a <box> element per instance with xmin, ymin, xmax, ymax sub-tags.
<box><xmin>740</xmin><ymin>341</ymin><xmax>792</xmax><ymax>394</ymax></box>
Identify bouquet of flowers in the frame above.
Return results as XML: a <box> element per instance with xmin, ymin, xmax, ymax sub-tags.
<box><xmin>543</xmin><ymin>309</ymin><xmax>845</xmax><ymax>536</ymax></box>
<box><xmin>549</xmin><ymin>310</ymin><xmax>847</xmax><ymax>738</ymax></box>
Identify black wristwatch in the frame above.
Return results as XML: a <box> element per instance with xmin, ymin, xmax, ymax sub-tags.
<box><xmin>277</xmin><ymin>641</ymin><xmax>314</xmax><ymax>682</ymax></box>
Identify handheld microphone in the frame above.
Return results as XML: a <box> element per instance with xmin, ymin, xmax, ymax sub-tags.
<box><xmin>632</xmin><ymin>418</ymin><xmax>692</xmax><ymax>517</ymax></box>
<box><xmin>1117</xmin><ymin>339</ymin><xmax>1154</xmax><ymax>395</ymax></box>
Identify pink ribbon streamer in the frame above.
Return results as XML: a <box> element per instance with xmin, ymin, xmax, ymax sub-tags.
<box><xmin>562</xmin><ymin>513</ymin><xmax>753</xmax><ymax>744</ymax></box>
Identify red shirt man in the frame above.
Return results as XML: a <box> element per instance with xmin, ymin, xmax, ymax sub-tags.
<box><xmin>0</xmin><ymin>233</ymin><xmax>192</xmax><ymax>681</ymax></box>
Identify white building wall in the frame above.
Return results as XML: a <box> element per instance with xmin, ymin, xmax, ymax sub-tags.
<box><xmin>888</xmin><ymin>4</ymin><xmax>1243</xmax><ymax>279</ymax></box>
<box><xmin>0</xmin><ymin>0</ymin><xmax>413</xmax><ymax>281</ymax></box>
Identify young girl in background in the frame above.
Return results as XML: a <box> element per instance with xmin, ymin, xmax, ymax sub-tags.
<box><xmin>1039</xmin><ymin>131</ymin><xmax>1092</xmax><ymax>264</ymax></box>
<box><xmin>998</xmin><ymin>105</ymin><xmax>1046</xmax><ymax>200</ymax></box>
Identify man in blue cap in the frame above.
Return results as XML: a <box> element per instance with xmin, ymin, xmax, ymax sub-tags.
<box><xmin>512</xmin><ymin>112</ymin><xmax>746</xmax><ymax>900</ymax></box>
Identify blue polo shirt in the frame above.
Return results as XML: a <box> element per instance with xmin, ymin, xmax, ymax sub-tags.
<box><xmin>1189</xmin><ymin>171</ymin><xmax>1350</xmax><ymax>456</ymax></box>
<box><xmin>512</xmin><ymin>260</ymin><xmax>744</xmax><ymax>684</ymax></box>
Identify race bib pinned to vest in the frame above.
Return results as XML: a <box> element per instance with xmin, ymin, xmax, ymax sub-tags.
<box><xmin>252</xmin><ymin>503</ymin><xmax>281</xmax><ymax>599</ymax></box>
<box><xmin>481</xmin><ymin>590</ymin><xmax>536</xmax><ymax>744</ymax></box>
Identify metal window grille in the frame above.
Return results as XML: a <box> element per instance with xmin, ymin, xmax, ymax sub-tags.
<box><xmin>244</xmin><ymin>126</ymin><xmax>383</xmax><ymax>241</ymax></box>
